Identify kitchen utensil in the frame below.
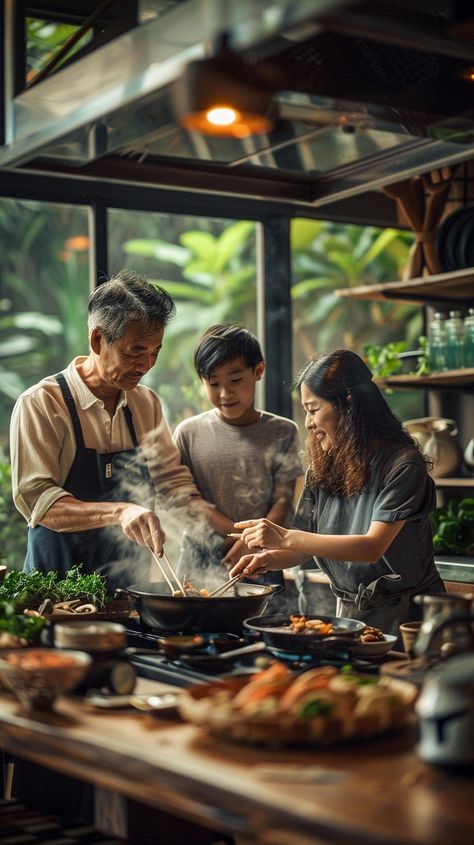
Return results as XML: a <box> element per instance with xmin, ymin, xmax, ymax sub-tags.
<box><xmin>207</xmin><ymin>573</ymin><xmax>243</xmax><ymax>598</ymax></box>
<box><xmin>117</xmin><ymin>581</ymin><xmax>282</xmax><ymax>634</ymax></box>
<box><xmin>415</xmin><ymin>653</ymin><xmax>474</xmax><ymax>766</ymax></box>
<box><xmin>403</xmin><ymin>417</ymin><xmax>462</xmax><ymax>477</ymax></box>
<box><xmin>351</xmin><ymin>633</ymin><xmax>398</xmax><ymax>657</ymax></box>
<box><xmin>173</xmin><ymin>640</ymin><xmax>267</xmax><ymax>673</ymax></box>
<box><xmin>414</xmin><ymin>594</ymin><xmax>474</xmax><ymax>659</ymax></box>
<box><xmin>437</xmin><ymin>206</ymin><xmax>474</xmax><ymax>271</ymax></box>
<box><xmin>399</xmin><ymin>621</ymin><xmax>423</xmax><ymax>659</ymax></box>
<box><xmin>149</xmin><ymin>548</ymin><xmax>186</xmax><ymax>596</ymax></box>
<box><xmin>0</xmin><ymin>647</ymin><xmax>91</xmax><ymax>712</ymax></box>
<box><xmin>84</xmin><ymin>690</ymin><xmax>180</xmax><ymax>713</ymax></box>
<box><xmin>53</xmin><ymin>620</ymin><xmax>136</xmax><ymax>695</ymax></box>
<box><xmin>243</xmin><ymin>613</ymin><xmax>364</xmax><ymax>654</ymax></box>
<box><xmin>54</xmin><ymin>621</ymin><xmax>127</xmax><ymax>652</ymax></box>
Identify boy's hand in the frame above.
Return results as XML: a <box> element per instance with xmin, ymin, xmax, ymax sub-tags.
<box><xmin>222</xmin><ymin>538</ymin><xmax>252</xmax><ymax>569</ymax></box>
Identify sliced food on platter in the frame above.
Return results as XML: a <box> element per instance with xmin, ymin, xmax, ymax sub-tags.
<box><xmin>178</xmin><ymin>662</ymin><xmax>416</xmax><ymax>746</ymax></box>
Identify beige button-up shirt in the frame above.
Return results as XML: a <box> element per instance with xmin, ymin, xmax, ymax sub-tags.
<box><xmin>10</xmin><ymin>357</ymin><xmax>201</xmax><ymax>528</ymax></box>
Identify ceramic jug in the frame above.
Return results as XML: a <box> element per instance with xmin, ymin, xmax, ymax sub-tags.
<box><xmin>414</xmin><ymin>593</ymin><xmax>474</xmax><ymax>659</ymax></box>
<box><xmin>404</xmin><ymin>417</ymin><xmax>462</xmax><ymax>477</ymax></box>
<box><xmin>463</xmin><ymin>438</ymin><xmax>474</xmax><ymax>475</ymax></box>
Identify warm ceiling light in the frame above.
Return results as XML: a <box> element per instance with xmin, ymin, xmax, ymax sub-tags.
<box><xmin>172</xmin><ymin>42</ymin><xmax>278</xmax><ymax>138</ymax></box>
<box><xmin>207</xmin><ymin>106</ymin><xmax>240</xmax><ymax>126</ymax></box>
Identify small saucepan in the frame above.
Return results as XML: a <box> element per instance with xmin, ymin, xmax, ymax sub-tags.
<box><xmin>244</xmin><ymin>613</ymin><xmax>364</xmax><ymax>655</ymax></box>
<box><xmin>117</xmin><ymin>581</ymin><xmax>283</xmax><ymax>634</ymax></box>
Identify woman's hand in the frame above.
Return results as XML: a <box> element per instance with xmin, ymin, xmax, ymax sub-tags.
<box><xmin>118</xmin><ymin>504</ymin><xmax>166</xmax><ymax>555</ymax></box>
<box><xmin>234</xmin><ymin>518</ymin><xmax>290</xmax><ymax>551</ymax></box>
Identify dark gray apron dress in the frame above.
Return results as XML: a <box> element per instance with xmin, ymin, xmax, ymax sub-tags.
<box><xmin>24</xmin><ymin>372</ymin><xmax>154</xmax><ymax>591</ymax></box>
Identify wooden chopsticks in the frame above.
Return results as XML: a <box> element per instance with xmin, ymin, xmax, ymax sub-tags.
<box><xmin>207</xmin><ymin>573</ymin><xmax>243</xmax><ymax>598</ymax></box>
<box><xmin>149</xmin><ymin>548</ymin><xmax>186</xmax><ymax>596</ymax></box>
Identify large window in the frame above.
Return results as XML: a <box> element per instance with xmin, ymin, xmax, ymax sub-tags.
<box><xmin>0</xmin><ymin>198</ymin><xmax>89</xmax><ymax>569</ymax></box>
<box><xmin>108</xmin><ymin>209</ymin><xmax>259</xmax><ymax>428</ymax></box>
<box><xmin>290</xmin><ymin>217</ymin><xmax>426</xmax><ymax>431</ymax></box>
<box><xmin>0</xmin><ymin>198</ymin><xmax>90</xmax><ymax>444</ymax></box>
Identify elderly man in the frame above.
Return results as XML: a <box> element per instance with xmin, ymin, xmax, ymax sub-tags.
<box><xmin>9</xmin><ymin>269</ymin><xmax>212</xmax><ymax>587</ymax></box>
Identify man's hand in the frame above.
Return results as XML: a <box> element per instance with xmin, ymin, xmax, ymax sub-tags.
<box><xmin>118</xmin><ymin>504</ymin><xmax>165</xmax><ymax>555</ymax></box>
<box><xmin>234</xmin><ymin>518</ymin><xmax>290</xmax><ymax>551</ymax></box>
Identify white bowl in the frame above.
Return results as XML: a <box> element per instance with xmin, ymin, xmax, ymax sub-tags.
<box><xmin>0</xmin><ymin>647</ymin><xmax>91</xmax><ymax>711</ymax></box>
<box><xmin>351</xmin><ymin>634</ymin><xmax>398</xmax><ymax>657</ymax></box>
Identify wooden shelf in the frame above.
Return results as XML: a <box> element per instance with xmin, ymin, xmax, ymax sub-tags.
<box><xmin>375</xmin><ymin>367</ymin><xmax>474</xmax><ymax>389</ymax></box>
<box><xmin>435</xmin><ymin>477</ymin><xmax>474</xmax><ymax>488</ymax></box>
<box><xmin>336</xmin><ymin>268</ymin><xmax>474</xmax><ymax>305</ymax></box>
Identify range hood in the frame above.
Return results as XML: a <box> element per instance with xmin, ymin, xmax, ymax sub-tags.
<box><xmin>3</xmin><ymin>0</ymin><xmax>474</xmax><ymax>207</ymax></box>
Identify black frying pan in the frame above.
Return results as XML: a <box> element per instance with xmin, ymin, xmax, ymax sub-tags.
<box><xmin>244</xmin><ymin>613</ymin><xmax>364</xmax><ymax>654</ymax></box>
<box><xmin>118</xmin><ymin>581</ymin><xmax>282</xmax><ymax>634</ymax></box>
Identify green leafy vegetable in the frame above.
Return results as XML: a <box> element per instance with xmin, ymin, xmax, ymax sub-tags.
<box><xmin>363</xmin><ymin>341</ymin><xmax>407</xmax><ymax>379</ymax></box>
<box><xmin>0</xmin><ymin>565</ymin><xmax>108</xmax><ymax>609</ymax></box>
<box><xmin>0</xmin><ymin>601</ymin><xmax>46</xmax><ymax>643</ymax></box>
<box><xmin>430</xmin><ymin>498</ymin><xmax>474</xmax><ymax>556</ymax></box>
<box><xmin>341</xmin><ymin>664</ymin><xmax>378</xmax><ymax>685</ymax></box>
<box><xmin>298</xmin><ymin>698</ymin><xmax>333</xmax><ymax>718</ymax></box>
<box><xmin>413</xmin><ymin>335</ymin><xmax>430</xmax><ymax>376</ymax></box>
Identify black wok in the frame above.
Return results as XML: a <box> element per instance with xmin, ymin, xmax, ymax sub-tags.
<box><xmin>119</xmin><ymin>581</ymin><xmax>282</xmax><ymax>634</ymax></box>
<box><xmin>244</xmin><ymin>613</ymin><xmax>364</xmax><ymax>654</ymax></box>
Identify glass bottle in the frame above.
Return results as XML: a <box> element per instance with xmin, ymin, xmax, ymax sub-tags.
<box><xmin>463</xmin><ymin>307</ymin><xmax>474</xmax><ymax>368</ymax></box>
<box><xmin>427</xmin><ymin>312</ymin><xmax>447</xmax><ymax>372</ymax></box>
<box><xmin>445</xmin><ymin>310</ymin><xmax>464</xmax><ymax>370</ymax></box>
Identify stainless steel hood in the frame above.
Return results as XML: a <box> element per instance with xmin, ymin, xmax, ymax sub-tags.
<box><xmin>3</xmin><ymin>0</ymin><xmax>474</xmax><ymax>207</ymax></box>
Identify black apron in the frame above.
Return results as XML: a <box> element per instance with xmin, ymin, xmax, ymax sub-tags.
<box><xmin>24</xmin><ymin>372</ymin><xmax>155</xmax><ymax>590</ymax></box>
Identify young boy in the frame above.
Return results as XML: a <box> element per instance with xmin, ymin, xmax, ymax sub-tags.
<box><xmin>173</xmin><ymin>324</ymin><xmax>304</xmax><ymax>585</ymax></box>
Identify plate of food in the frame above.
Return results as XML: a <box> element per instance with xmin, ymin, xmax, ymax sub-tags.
<box><xmin>177</xmin><ymin>661</ymin><xmax>416</xmax><ymax>747</ymax></box>
<box><xmin>351</xmin><ymin>627</ymin><xmax>398</xmax><ymax>657</ymax></box>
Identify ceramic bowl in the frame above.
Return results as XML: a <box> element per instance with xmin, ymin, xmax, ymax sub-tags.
<box><xmin>54</xmin><ymin>621</ymin><xmax>126</xmax><ymax>652</ymax></box>
<box><xmin>0</xmin><ymin>647</ymin><xmax>91</xmax><ymax>712</ymax></box>
<box><xmin>351</xmin><ymin>634</ymin><xmax>398</xmax><ymax>657</ymax></box>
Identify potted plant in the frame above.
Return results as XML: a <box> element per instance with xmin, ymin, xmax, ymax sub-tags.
<box><xmin>430</xmin><ymin>498</ymin><xmax>474</xmax><ymax>557</ymax></box>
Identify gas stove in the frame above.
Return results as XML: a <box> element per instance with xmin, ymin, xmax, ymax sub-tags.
<box><xmin>124</xmin><ymin>620</ymin><xmax>385</xmax><ymax>687</ymax></box>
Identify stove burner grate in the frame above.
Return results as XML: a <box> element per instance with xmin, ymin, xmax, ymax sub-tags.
<box><xmin>125</xmin><ymin>624</ymin><xmax>382</xmax><ymax>686</ymax></box>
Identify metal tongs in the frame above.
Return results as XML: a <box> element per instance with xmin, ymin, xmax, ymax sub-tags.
<box><xmin>207</xmin><ymin>572</ymin><xmax>243</xmax><ymax>599</ymax></box>
<box><xmin>149</xmin><ymin>548</ymin><xmax>186</xmax><ymax>596</ymax></box>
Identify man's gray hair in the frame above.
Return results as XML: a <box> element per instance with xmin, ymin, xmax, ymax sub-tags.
<box><xmin>88</xmin><ymin>269</ymin><xmax>176</xmax><ymax>343</ymax></box>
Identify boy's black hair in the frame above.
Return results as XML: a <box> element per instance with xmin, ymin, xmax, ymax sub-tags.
<box><xmin>194</xmin><ymin>324</ymin><xmax>264</xmax><ymax>379</ymax></box>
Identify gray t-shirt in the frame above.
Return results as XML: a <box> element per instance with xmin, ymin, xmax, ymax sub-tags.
<box><xmin>295</xmin><ymin>441</ymin><xmax>439</xmax><ymax>598</ymax></box>
<box><xmin>174</xmin><ymin>409</ymin><xmax>303</xmax><ymax>522</ymax></box>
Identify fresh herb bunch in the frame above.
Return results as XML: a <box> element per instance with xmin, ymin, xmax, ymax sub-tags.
<box><xmin>413</xmin><ymin>335</ymin><xmax>430</xmax><ymax>376</ymax></box>
<box><xmin>0</xmin><ymin>565</ymin><xmax>108</xmax><ymax>609</ymax></box>
<box><xmin>0</xmin><ymin>600</ymin><xmax>46</xmax><ymax>643</ymax></box>
<box><xmin>363</xmin><ymin>341</ymin><xmax>406</xmax><ymax>379</ymax></box>
<box><xmin>430</xmin><ymin>498</ymin><xmax>474</xmax><ymax>556</ymax></box>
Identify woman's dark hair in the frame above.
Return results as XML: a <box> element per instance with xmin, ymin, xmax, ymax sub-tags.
<box><xmin>194</xmin><ymin>324</ymin><xmax>263</xmax><ymax>379</ymax></box>
<box><xmin>88</xmin><ymin>269</ymin><xmax>176</xmax><ymax>342</ymax></box>
<box><xmin>296</xmin><ymin>349</ymin><xmax>421</xmax><ymax>497</ymax></box>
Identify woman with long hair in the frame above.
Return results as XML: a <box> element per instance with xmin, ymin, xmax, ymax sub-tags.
<box><xmin>230</xmin><ymin>349</ymin><xmax>445</xmax><ymax>634</ymax></box>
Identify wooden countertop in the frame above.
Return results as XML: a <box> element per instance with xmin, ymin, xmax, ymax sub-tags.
<box><xmin>0</xmin><ymin>679</ymin><xmax>472</xmax><ymax>845</ymax></box>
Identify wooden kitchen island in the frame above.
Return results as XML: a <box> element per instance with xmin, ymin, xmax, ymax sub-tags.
<box><xmin>0</xmin><ymin>678</ymin><xmax>472</xmax><ymax>845</ymax></box>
